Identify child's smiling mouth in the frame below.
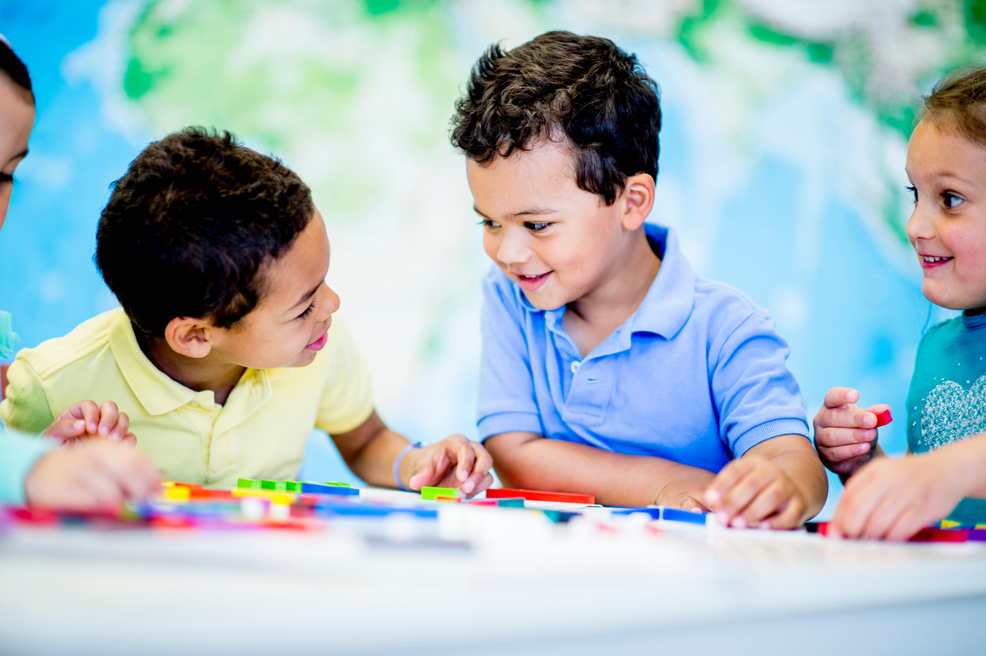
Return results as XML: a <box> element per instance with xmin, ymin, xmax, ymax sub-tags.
<box><xmin>305</xmin><ymin>330</ymin><xmax>328</xmax><ymax>351</ymax></box>
<box><xmin>514</xmin><ymin>271</ymin><xmax>551</xmax><ymax>291</ymax></box>
<box><xmin>920</xmin><ymin>254</ymin><xmax>954</xmax><ymax>269</ymax></box>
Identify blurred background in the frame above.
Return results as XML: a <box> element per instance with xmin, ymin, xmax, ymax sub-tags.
<box><xmin>1</xmin><ymin>0</ymin><xmax>983</xmax><ymax>517</ymax></box>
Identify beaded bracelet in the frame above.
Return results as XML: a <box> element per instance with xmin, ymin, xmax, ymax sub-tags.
<box><xmin>393</xmin><ymin>441</ymin><xmax>422</xmax><ymax>491</ymax></box>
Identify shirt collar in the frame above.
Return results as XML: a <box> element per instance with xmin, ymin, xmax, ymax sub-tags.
<box><xmin>626</xmin><ymin>223</ymin><xmax>696</xmax><ymax>339</ymax></box>
<box><xmin>106</xmin><ymin>309</ymin><xmax>291</xmax><ymax>415</ymax></box>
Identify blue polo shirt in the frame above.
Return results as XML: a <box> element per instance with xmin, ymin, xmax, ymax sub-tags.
<box><xmin>477</xmin><ymin>223</ymin><xmax>809</xmax><ymax>474</ymax></box>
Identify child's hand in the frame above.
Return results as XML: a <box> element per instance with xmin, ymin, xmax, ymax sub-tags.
<box><xmin>829</xmin><ymin>452</ymin><xmax>963</xmax><ymax>541</ymax></box>
<box><xmin>402</xmin><ymin>434</ymin><xmax>494</xmax><ymax>498</ymax></box>
<box><xmin>42</xmin><ymin>401</ymin><xmax>136</xmax><ymax>446</ymax></box>
<box><xmin>813</xmin><ymin>387</ymin><xmax>886</xmax><ymax>477</ymax></box>
<box><xmin>23</xmin><ymin>439</ymin><xmax>161</xmax><ymax>512</ymax></box>
<box><xmin>652</xmin><ymin>469</ymin><xmax>716</xmax><ymax>512</ymax></box>
<box><xmin>703</xmin><ymin>456</ymin><xmax>808</xmax><ymax>529</ymax></box>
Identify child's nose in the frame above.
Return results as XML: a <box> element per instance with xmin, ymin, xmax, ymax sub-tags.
<box><xmin>905</xmin><ymin>203</ymin><xmax>934</xmax><ymax>243</ymax></box>
<box><xmin>316</xmin><ymin>283</ymin><xmax>340</xmax><ymax>321</ymax></box>
<box><xmin>494</xmin><ymin>229</ymin><xmax>530</xmax><ymax>265</ymax></box>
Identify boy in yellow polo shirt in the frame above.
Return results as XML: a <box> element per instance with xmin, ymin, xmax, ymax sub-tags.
<box><xmin>1</xmin><ymin>127</ymin><xmax>493</xmax><ymax>496</ymax></box>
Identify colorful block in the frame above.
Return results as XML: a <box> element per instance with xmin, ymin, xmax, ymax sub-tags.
<box><xmin>259</xmin><ymin>480</ymin><xmax>277</xmax><ymax>490</ymax></box>
<box><xmin>485</xmin><ymin>487</ymin><xmax>595</xmax><ymax>505</ymax></box>
<box><xmin>661</xmin><ymin>507</ymin><xmax>708</xmax><ymax>525</ymax></box>
<box><xmin>421</xmin><ymin>486</ymin><xmax>459</xmax><ymax>500</ymax></box>
<box><xmin>301</xmin><ymin>482</ymin><xmax>360</xmax><ymax>496</ymax></box>
<box><xmin>237</xmin><ymin>478</ymin><xmax>262</xmax><ymax>490</ymax></box>
<box><xmin>874</xmin><ymin>408</ymin><xmax>893</xmax><ymax>427</ymax></box>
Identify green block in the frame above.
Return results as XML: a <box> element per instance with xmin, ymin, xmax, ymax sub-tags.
<box><xmin>237</xmin><ymin>478</ymin><xmax>261</xmax><ymax>490</ymax></box>
<box><xmin>421</xmin><ymin>486</ymin><xmax>458</xmax><ymax>500</ymax></box>
<box><xmin>272</xmin><ymin>481</ymin><xmax>301</xmax><ymax>493</ymax></box>
<box><xmin>325</xmin><ymin>481</ymin><xmax>351</xmax><ymax>488</ymax></box>
<box><xmin>260</xmin><ymin>479</ymin><xmax>277</xmax><ymax>490</ymax></box>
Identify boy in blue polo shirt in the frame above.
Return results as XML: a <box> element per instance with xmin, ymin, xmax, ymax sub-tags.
<box><xmin>450</xmin><ymin>31</ymin><xmax>827</xmax><ymax>528</ymax></box>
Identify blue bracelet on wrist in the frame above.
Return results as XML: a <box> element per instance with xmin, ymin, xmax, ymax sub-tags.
<box><xmin>393</xmin><ymin>441</ymin><xmax>422</xmax><ymax>491</ymax></box>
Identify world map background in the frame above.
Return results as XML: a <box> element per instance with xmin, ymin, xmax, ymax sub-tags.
<box><xmin>2</xmin><ymin>0</ymin><xmax>983</xmax><ymax>517</ymax></box>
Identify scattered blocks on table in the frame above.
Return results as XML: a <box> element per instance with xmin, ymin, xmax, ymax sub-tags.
<box><xmin>485</xmin><ymin>488</ymin><xmax>595</xmax><ymax>505</ymax></box>
<box><xmin>874</xmin><ymin>408</ymin><xmax>893</xmax><ymax>427</ymax></box>
<box><xmin>909</xmin><ymin>527</ymin><xmax>968</xmax><ymax>543</ymax></box>
<box><xmin>422</xmin><ymin>486</ymin><xmax>459</xmax><ymax>501</ymax></box>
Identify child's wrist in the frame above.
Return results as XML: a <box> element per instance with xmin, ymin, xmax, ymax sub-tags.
<box><xmin>393</xmin><ymin>441</ymin><xmax>422</xmax><ymax>491</ymax></box>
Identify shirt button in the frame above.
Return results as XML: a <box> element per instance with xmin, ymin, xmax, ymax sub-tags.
<box><xmin>570</xmin><ymin>360</ymin><xmax>581</xmax><ymax>374</ymax></box>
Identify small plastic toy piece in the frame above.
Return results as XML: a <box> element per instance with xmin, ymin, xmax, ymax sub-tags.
<box><xmin>300</xmin><ymin>482</ymin><xmax>360</xmax><ymax>496</ymax></box>
<box><xmin>909</xmin><ymin>527</ymin><xmax>968</xmax><ymax>543</ymax></box>
<box><xmin>421</xmin><ymin>486</ymin><xmax>459</xmax><ymax>500</ymax></box>
<box><xmin>874</xmin><ymin>408</ymin><xmax>893</xmax><ymax>427</ymax></box>
<box><xmin>325</xmin><ymin>482</ymin><xmax>351</xmax><ymax>488</ymax></box>
<box><xmin>237</xmin><ymin>478</ymin><xmax>262</xmax><ymax>490</ymax></box>
<box><xmin>260</xmin><ymin>480</ymin><xmax>277</xmax><ymax>490</ymax></box>
<box><xmin>485</xmin><ymin>487</ymin><xmax>595</xmax><ymax>505</ymax></box>
<box><xmin>661</xmin><ymin>507</ymin><xmax>708</xmax><ymax>525</ymax></box>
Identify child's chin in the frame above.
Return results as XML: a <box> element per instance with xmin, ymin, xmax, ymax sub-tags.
<box><xmin>523</xmin><ymin>292</ymin><xmax>564</xmax><ymax>312</ymax></box>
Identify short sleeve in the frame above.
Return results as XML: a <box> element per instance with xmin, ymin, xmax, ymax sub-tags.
<box><xmin>709</xmin><ymin>307</ymin><xmax>810</xmax><ymax>457</ymax></box>
<box><xmin>314</xmin><ymin>316</ymin><xmax>375</xmax><ymax>435</ymax></box>
<box><xmin>0</xmin><ymin>427</ymin><xmax>55</xmax><ymax>506</ymax></box>
<box><xmin>0</xmin><ymin>357</ymin><xmax>56</xmax><ymax>436</ymax></box>
<box><xmin>476</xmin><ymin>267</ymin><xmax>544</xmax><ymax>440</ymax></box>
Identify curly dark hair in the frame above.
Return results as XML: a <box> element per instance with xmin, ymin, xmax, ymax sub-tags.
<box><xmin>450</xmin><ymin>30</ymin><xmax>661</xmax><ymax>206</ymax></box>
<box><xmin>95</xmin><ymin>127</ymin><xmax>314</xmax><ymax>338</ymax></box>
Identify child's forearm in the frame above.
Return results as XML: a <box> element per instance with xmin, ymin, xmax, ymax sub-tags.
<box><xmin>485</xmin><ymin>432</ymin><xmax>716</xmax><ymax>507</ymax></box>
<box><xmin>935</xmin><ymin>434</ymin><xmax>986</xmax><ymax>499</ymax></box>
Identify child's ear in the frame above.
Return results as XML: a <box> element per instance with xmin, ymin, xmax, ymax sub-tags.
<box><xmin>620</xmin><ymin>173</ymin><xmax>655</xmax><ymax>231</ymax></box>
<box><xmin>164</xmin><ymin>317</ymin><xmax>214</xmax><ymax>359</ymax></box>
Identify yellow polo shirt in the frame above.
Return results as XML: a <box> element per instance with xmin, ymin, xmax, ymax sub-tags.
<box><xmin>0</xmin><ymin>308</ymin><xmax>374</xmax><ymax>488</ymax></box>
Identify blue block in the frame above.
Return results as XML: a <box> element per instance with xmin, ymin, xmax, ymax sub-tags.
<box><xmin>301</xmin><ymin>482</ymin><xmax>360</xmax><ymax>496</ymax></box>
<box><xmin>611</xmin><ymin>507</ymin><xmax>662</xmax><ymax>520</ymax></box>
<box><xmin>661</xmin><ymin>508</ymin><xmax>708</xmax><ymax>525</ymax></box>
<box><xmin>313</xmin><ymin>499</ymin><xmax>437</xmax><ymax>519</ymax></box>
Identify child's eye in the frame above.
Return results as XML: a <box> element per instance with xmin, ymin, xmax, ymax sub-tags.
<box><xmin>525</xmin><ymin>222</ymin><xmax>550</xmax><ymax>233</ymax></box>
<box><xmin>477</xmin><ymin>219</ymin><xmax>500</xmax><ymax>229</ymax></box>
<box><xmin>298</xmin><ymin>300</ymin><xmax>316</xmax><ymax>320</ymax></box>
<box><xmin>942</xmin><ymin>192</ymin><xmax>964</xmax><ymax>209</ymax></box>
<box><xmin>906</xmin><ymin>185</ymin><xmax>917</xmax><ymax>203</ymax></box>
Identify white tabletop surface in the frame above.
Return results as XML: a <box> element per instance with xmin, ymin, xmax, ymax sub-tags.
<box><xmin>2</xmin><ymin>488</ymin><xmax>985</xmax><ymax>656</ymax></box>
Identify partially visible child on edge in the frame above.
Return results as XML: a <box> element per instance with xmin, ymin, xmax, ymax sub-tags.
<box><xmin>0</xmin><ymin>36</ymin><xmax>160</xmax><ymax>510</ymax></box>
<box><xmin>814</xmin><ymin>66</ymin><xmax>986</xmax><ymax>541</ymax></box>
<box><xmin>449</xmin><ymin>31</ymin><xmax>826</xmax><ymax>528</ymax></box>
<box><xmin>1</xmin><ymin>128</ymin><xmax>494</xmax><ymax>496</ymax></box>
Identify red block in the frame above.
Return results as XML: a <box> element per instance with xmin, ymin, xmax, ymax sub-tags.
<box><xmin>874</xmin><ymin>408</ymin><xmax>893</xmax><ymax>427</ymax></box>
<box><xmin>909</xmin><ymin>527</ymin><xmax>968</xmax><ymax>543</ymax></box>
<box><xmin>485</xmin><ymin>487</ymin><xmax>595</xmax><ymax>505</ymax></box>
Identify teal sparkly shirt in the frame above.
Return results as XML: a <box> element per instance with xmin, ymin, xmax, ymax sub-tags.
<box><xmin>906</xmin><ymin>312</ymin><xmax>986</xmax><ymax>525</ymax></box>
<box><xmin>0</xmin><ymin>310</ymin><xmax>53</xmax><ymax>505</ymax></box>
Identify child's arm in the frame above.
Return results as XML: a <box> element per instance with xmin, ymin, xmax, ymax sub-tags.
<box><xmin>702</xmin><ymin>434</ymin><xmax>828</xmax><ymax>529</ymax></box>
<box><xmin>813</xmin><ymin>387</ymin><xmax>889</xmax><ymax>481</ymax></box>
<box><xmin>42</xmin><ymin>400</ymin><xmax>136</xmax><ymax>446</ymax></box>
<box><xmin>829</xmin><ymin>435</ymin><xmax>986</xmax><ymax>541</ymax></box>
<box><xmin>485</xmin><ymin>431</ymin><xmax>716</xmax><ymax>508</ymax></box>
<box><xmin>330</xmin><ymin>410</ymin><xmax>493</xmax><ymax>497</ymax></box>
<box><xmin>22</xmin><ymin>439</ymin><xmax>161</xmax><ymax>511</ymax></box>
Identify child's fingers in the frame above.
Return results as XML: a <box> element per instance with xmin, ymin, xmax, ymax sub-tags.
<box><xmin>703</xmin><ymin>458</ymin><xmax>753</xmax><ymax>508</ymax></box>
<box><xmin>762</xmin><ymin>495</ymin><xmax>804</xmax><ymax>530</ymax></box>
<box><xmin>96</xmin><ymin>401</ymin><xmax>120</xmax><ymax>437</ymax></box>
<box><xmin>819</xmin><ymin>440</ymin><xmax>875</xmax><ymax>462</ymax></box>
<box><xmin>44</xmin><ymin>417</ymin><xmax>87</xmax><ymax>440</ymax></box>
<box><xmin>73</xmin><ymin>400</ymin><xmax>102</xmax><ymax>434</ymax></box>
<box><xmin>736</xmin><ymin>479</ymin><xmax>794</xmax><ymax>528</ymax></box>
<box><xmin>830</xmin><ymin>477</ymin><xmax>886</xmax><ymax>539</ymax></box>
<box><xmin>120</xmin><ymin>432</ymin><xmax>138</xmax><ymax>447</ymax></box>
<box><xmin>460</xmin><ymin>444</ymin><xmax>494</xmax><ymax>496</ymax></box>
<box><xmin>94</xmin><ymin>445</ymin><xmax>160</xmax><ymax>500</ymax></box>
<box><xmin>823</xmin><ymin>387</ymin><xmax>860</xmax><ymax>409</ymax></box>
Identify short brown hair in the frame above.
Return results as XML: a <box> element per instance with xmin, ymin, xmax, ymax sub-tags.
<box><xmin>921</xmin><ymin>66</ymin><xmax>986</xmax><ymax>147</ymax></box>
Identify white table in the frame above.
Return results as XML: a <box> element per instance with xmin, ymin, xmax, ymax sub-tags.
<box><xmin>2</xmin><ymin>489</ymin><xmax>985</xmax><ymax>655</ymax></box>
